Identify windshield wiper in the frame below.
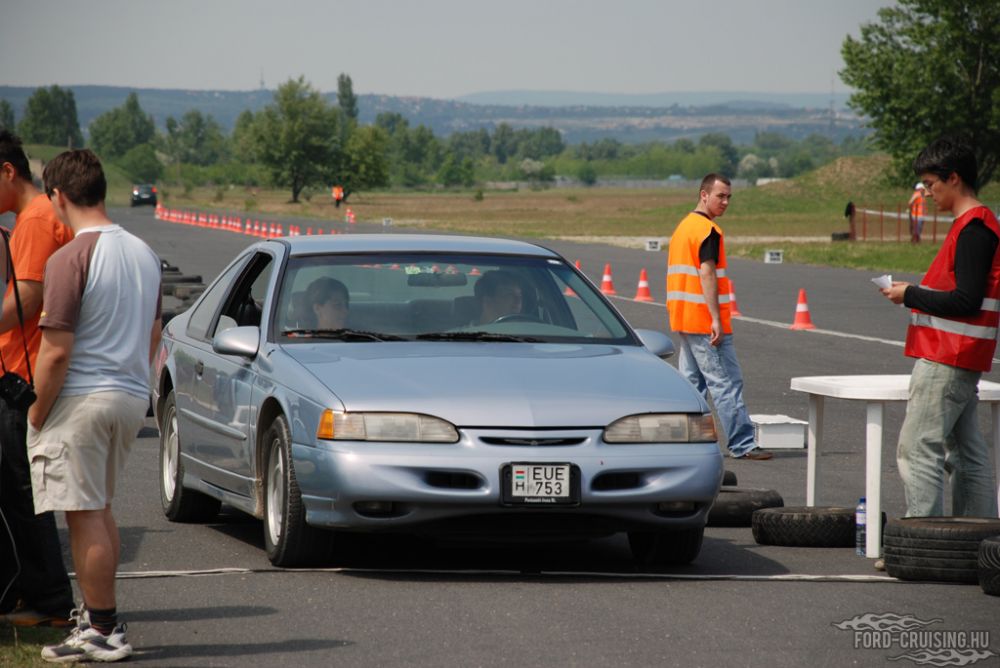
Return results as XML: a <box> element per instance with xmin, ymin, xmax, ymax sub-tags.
<box><xmin>282</xmin><ymin>328</ymin><xmax>405</xmax><ymax>342</ymax></box>
<box><xmin>416</xmin><ymin>331</ymin><xmax>541</xmax><ymax>343</ymax></box>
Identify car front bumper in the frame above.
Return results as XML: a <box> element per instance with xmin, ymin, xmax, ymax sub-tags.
<box><xmin>293</xmin><ymin>428</ymin><xmax>723</xmax><ymax>536</ymax></box>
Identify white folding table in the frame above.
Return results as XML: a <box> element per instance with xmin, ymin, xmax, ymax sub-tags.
<box><xmin>789</xmin><ymin>374</ymin><xmax>1000</xmax><ymax>558</ymax></box>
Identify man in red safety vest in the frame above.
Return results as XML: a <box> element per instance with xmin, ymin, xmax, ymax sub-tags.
<box><xmin>881</xmin><ymin>136</ymin><xmax>999</xmax><ymax>518</ymax></box>
<box><xmin>331</xmin><ymin>185</ymin><xmax>344</xmax><ymax>208</ymax></box>
<box><xmin>908</xmin><ymin>182</ymin><xmax>926</xmax><ymax>243</ymax></box>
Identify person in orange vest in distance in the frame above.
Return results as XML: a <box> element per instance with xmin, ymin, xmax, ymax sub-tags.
<box><xmin>908</xmin><ymin>182</ymin><xmax>926</xmax><ymax>243</ymax></box>
<box><xmin>667</xmin><ymin>173</ymin><xmax>770</xmax><ymax>460</ymax></box>
<box><xmin>881</xmin><ymin>136</ymin><xmax>999</xmax><ymax>518</ymax></box>
<box><xmin>331</xmin><ymin>185</ymin><xmax>344</xmax><ymax>208</ymax></box>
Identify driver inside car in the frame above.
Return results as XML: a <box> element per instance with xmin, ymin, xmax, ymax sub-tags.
<box><xmin>475</xmin><ymin>270</ymin><xmax>523</xmax><ymax>324</ymax></box>
<box><xmin>306</xmin><ymin>276</ymin><xmax>350</xmax><ymax>329</ymax></box>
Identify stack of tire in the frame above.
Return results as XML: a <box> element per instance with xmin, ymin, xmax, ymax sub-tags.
<box><xmin>706</xmin><ymin>471</ymin><xmax>786</xmax><ymax>527</ymax></box>
<box><xmin>160</xmin><ymin>259</ymin><xmax>205</xmax><ymax>326</ymax></box>
<box><xmin>882</xmin><ymin>517</ymin><xmax>1000</xmax><ymax>596</ymax></box>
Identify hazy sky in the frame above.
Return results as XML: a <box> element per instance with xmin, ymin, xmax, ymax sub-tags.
<box><xmin>1</xmin><ymin>0</ymin><xmax>890</xmax><ymax>98</ymax></box>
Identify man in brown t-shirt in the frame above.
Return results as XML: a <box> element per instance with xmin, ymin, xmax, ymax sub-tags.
<box><xmin>0</xmin><ymin>130</ymin><xmax>75</xmax><ymax>627</ymax></box>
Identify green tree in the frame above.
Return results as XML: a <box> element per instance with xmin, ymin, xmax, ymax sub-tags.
<box><xmin>118</xmin><ymin>143</ymin><xmax>163</xmax><ymax>182</ymax></box>
<box><xmin>337</xmin><ymin>73</ymin><xmax>359</xmax><ymax>122</ymax></box>
<box><xmin>253</xmin><ymin>76</ymin><xmax>342</xmax><ymax>202</ymax></box>
<box><xmin>492</xmin><ymin>123</ymin><xmax>516</xmax><ymax>164</ymax></box>
<box><xmin>164</xmin><ymin>110</ymin><xmax>227</xmax><ymax>166</ymax></box>
<box><xmin>230</xmin><ymin>109</ymin><xmax>257</xmax><ymax>163</ymax></box>
<box><xmin>698</xmin><ymin>132</ymin><xmax>739</xmax><ymax>175</ymax></box>
<box><xmin>88</xmin><ymin>92</ymin><xmax>155</xmax><ymax>159</ymax></box>
<box><xmin>336</xmin><ymin>125</ymin><xmax>390</xmax><ymax>198</ymax></box>
<box><xmin>18</xmin><ymin>85</ymin><xmax>83</xmax><ymax>147</ymax></box>
<box><xmin>0</xmin><ymin>100</ymin><xmax>14</xmax><ymax>131</ymax></box>
<box><xmin>841</xmin><ymin>0</ymin><xmax>1000</xmax><ymax>185</ymax></box>
<box><xmin>577</xmin><ymin>162</ymin><xmax>598</xmax><ymax>186</ymax></box>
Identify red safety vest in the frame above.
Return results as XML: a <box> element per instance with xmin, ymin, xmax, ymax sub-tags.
<box><xmin>905</xmin><ymin>206</ymin><xmax>1000</xmax><ymax>371</ymax></box>
<box><xmin>667</xmin><ymin>212</ymin><xmax>732</xmax><ymax>335</ymax></box>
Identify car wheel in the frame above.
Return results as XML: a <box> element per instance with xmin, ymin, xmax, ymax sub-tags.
<box><xmin>706</xmin><ymin>487</ymin><xmax>784</xmax><ymax>527</ymax></box>
<box><xmin>628</xmin><ymin>526</ymin><xmax>704</xmax><ymax>566</ymax></box>
<box><xmin>722</xmin><ymin>469</ymin><xmax>737</xmax><ymax>486</ymax></box>
<box><xmin>979</xmin><ymin>536</ymin><xmax>1000</xmax><ymax>596</ymax></box>
<box><xmin>263</xmin><ymin>415</ymin><xmax>333</xmax><ymax>567</ymax></box>
<box><xmin>160</xmin><ymin>392</ymin><xmax>221</xmax><ymax>522</ymax></box>
<box><xmin>883</xmin><ymin>517</ymin><xmax>1000</xmax><ymax>584</ymax></box>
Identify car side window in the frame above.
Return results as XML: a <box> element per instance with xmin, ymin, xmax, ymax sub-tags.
<box><xmin>186</xmin><ymin>257</ymin><xmax>250</xmax><ymax>341</ymax></box>
<box><xmin>214</xmin><ymin>253</ymin><xmax>274</xmax><ymax>337</ymax></box>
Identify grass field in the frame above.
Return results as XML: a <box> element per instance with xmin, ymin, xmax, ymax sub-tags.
<box><xmin>0</xmin><ymin>625</ymin><xmax>64</xmax><ymax>667</ymax></box>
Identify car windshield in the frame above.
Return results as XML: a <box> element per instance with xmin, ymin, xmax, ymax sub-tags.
<box><xmin>274</xmin><ymin>252</ymin><xmax>634</xmax><ymax>344</ymax></box>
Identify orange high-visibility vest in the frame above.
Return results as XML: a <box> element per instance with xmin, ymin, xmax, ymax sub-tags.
<box><xmin>911</xmin><ymin>192</ymin><xmax>925</xmax><ymax>218</ymax></box>
<box><xmin>667</xmin><ymin>211</ymin><xmax>732</xmax><ymax>335</ymax></box>
<box><xmin>905</xmin><ymin>206</ymin><xmax>1000</xmax><ymax>372</ymax></box>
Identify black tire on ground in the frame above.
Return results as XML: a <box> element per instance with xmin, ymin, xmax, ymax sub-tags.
<box><xmin>159</xmin><ymin>392</ymin><xmax>221</xmax><ymax>522</ymax></box>
<box><xmin>707</xmin><ymin>487</ymin><xmax>784</xmax><ymax>528</ymax></box>
<box><xmin>263</xmin><ymin>415</ymin><xmax>334</xmax><ymax>567</ymax></box>
<box><xmin>722</xmin><ymin>470</ymin><xmax>737</xmax><ymax>486</ymax></box>
<box><xmin>161</xmin><ymin>273</ymin><xmax>203</xmax><ymax>285</ymax></box>
<box><xmin>751</xmin><ymin>506</ymin><xmax>855</xmax><ymax>547</ymax></box>
<box><xmin>628</xmin><ymin>526</ymin><xmax>705</xmax><ymax>566</ymax></box>
<box><xmin>883</xmin><ymin>517</ymin><xmax>1000</xmax><ymax>584</ymax></box>
<box><xmin>978</xmin><ymin>535</ymin><xmax>1000</xmax><ymax>596</ymax></box>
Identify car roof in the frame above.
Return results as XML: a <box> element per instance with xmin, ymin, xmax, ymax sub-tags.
<box><xmin>277</xmin><ymin>234</ymin><xmax>561</xmax><ymax>258</ymax></box>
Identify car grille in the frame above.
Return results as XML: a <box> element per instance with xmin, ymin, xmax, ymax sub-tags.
<box><xmin>479</xmin><ymin>437</ymin><xmax>586</xmax><ymax>447</ymax></box>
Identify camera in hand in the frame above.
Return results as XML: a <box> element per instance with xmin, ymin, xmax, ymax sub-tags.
<box><xmin>0</xmin><ymin>372</ymin><xmax>36</xmax><ymax>411</ymax></box>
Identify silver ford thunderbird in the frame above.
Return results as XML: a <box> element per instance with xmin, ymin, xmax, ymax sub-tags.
<box><xmin>152</xmin><ymin>234</ymin><xmax>723</xmax><ymax>567</ymax></box>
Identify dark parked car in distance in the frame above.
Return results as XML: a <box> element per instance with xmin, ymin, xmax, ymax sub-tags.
<box><xmin>131</xmin><ymin>184</ymin><xmax>157</xmax><ymax>207</ymax></box>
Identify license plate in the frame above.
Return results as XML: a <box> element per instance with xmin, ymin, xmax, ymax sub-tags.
<box><xmin>502</xmin><ymin>463</ymin><xmax>579</xmax><ymax>506</ymax></box>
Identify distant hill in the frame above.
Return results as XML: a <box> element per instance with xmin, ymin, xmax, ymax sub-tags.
<box><xmin>456</xmin><ymin>90</ymin><xmax>851</xmax><ymax>110</ymax></box>
<box><xmin>0</xmin><ymin>85</ymin><xmax>865</xmax><ymax>145</ymax></box>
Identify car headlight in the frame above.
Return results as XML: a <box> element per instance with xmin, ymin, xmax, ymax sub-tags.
<box><xmin>603</xmin><ymin>413</ymin><xmax>717</xmax><ymax>443</ymax></box>
<box><xmin>317</xmin><ymin>410</ymin><xmax>459</xmax><ymax>443</ymax></box>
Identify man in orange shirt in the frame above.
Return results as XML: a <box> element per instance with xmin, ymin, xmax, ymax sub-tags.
<box><xmin>0</xmin><ymin>130</ymin><xmax>75</xmax><ymax>627</ymax></box>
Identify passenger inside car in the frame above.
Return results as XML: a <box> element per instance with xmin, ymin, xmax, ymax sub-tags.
<box><xmin>305</xmin><ymin>276</ymin><xmax>350</xmax><ymax>329</ymax></box>
<box><xmin>475</xmin><ymin>270</ymin><xmax>524</xmax><ymax>324</ymax></box>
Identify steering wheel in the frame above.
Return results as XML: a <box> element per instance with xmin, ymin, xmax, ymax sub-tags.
<box><xmin>492</xmin><ymin>314</ymin><xmax>542</xmax><ymax>324</ymax></box>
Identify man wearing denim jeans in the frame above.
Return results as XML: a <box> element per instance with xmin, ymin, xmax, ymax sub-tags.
<box><xmin>667</xmin><ymin>173</ymin><xmax>770</xmax><ymax>460</ymax></box>
<box><xmin>881</xmin><ymin>137</ymin><xmax>999</xmax><ymax>517</ymax></box>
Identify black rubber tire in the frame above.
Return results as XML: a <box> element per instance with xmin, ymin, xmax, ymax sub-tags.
<box><xmin>628</xmin><ymin>526</ymin><xmax>705</xmax><ymax>566</ymax></box>
<box><xmin>707</xmin><ymin>487</ymin><xmax>783</xmax><ymax>527</ymax></box>
<box><xmin>883</xmin><ymin>517</ymin><xmax>1000</xmax><ymax>584</ymax></box>
<box><xmin>751</xmin><ymin>506</ymin><xmax>855</xmax><ymax>547</ymax></box>
<box><xmin>722</xmin><ymin>470</ymin><xmax>737</xmax><ymax>486</ymax></box>
<box><xmin>263</xmin><ymin>415</ymin><xmax>334</xmax><ymax>567</ymax></box>
<box><xmin>159</xmin><ymin>392</ymin><xmax>221</xmax><ymax>522</ymax></box>
<box><xmin>161</xmin><ymin>273</ymin><xmax>203</xmax><ymax>284</ymax></box>
<box><xmin>978</xmin><ymin>535</ymin><xmax>1000</xmax><ymax>596</ymax></box>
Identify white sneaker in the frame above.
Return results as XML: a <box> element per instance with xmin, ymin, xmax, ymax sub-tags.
<box><xmin>41</xmin><ymin>613</ymin><xmax>133</xmax><ymax>663</ymax></box>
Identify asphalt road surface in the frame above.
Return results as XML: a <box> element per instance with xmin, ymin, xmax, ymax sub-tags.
<box><xmin>9</xmin><ymin>206</ymin><xmax>999</xmax><ymax>667</ymax></box>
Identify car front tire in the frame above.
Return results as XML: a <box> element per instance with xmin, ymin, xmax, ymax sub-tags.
<box><xmin>160</xmin><ymin>391</ymin><xmax>221</xmax><ymax>522</ymax></box>
<box><xmin>263</xmin><ymin>415</ymin><xmax>333</xmax><ymax>567</ymax></box>
<box><xmin>628</xmin><ymin>526</ymin><xmax>705</xmax><ymax>566</ymax></box>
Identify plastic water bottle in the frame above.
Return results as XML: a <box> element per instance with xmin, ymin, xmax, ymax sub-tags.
<box><xmin>855</xmin><ymin>497</ymin><xmax>867</xmax><ymax>556</ymax></box>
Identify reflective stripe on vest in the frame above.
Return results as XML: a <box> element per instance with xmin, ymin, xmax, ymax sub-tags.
<box><xmin>667</xmin><ymin>265</ymin><xmax>728</xmax><ymax>278</ymax></box>
<box><xmin>910</xmin><ymin>313</ymin><xmax>998</xmax><ymax>341</ymax></box>
<box><xmin>667</xmin><ymin>291</ymin><xmax>731</xmax><ymax>305</ymax></box>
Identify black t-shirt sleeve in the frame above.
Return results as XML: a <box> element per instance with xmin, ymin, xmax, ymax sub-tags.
<box><xmin>699</xmin><ymin>229</ymin><xmax>721</xmax><ymax>265</ymax></box>
<box><xmin>904</xmin><ymin>219</ymin><xmax>998</xmax><ymax>316</ymax></box>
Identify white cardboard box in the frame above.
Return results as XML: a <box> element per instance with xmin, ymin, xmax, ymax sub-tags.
<box><xmin>750</xmin><ymin>414</ymin><xmax>807</xmax><ymax>449</ymax></box>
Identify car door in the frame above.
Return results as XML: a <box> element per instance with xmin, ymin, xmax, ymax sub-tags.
<box><xmin>190</xmin><ymin>252</ymin><xmax>276</xmax><ymax>499</ymax></box>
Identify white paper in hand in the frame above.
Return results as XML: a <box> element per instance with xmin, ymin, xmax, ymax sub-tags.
<box><xmin>871</xmin><ymin>274</ymin><xmax>892</xmax><ymax>290</ymax></box>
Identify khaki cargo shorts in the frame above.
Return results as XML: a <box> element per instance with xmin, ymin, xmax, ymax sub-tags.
<box><xmin>28</xmin><ymin>391</ymin><xmax>148</xmax><ymax>513</ymax></box>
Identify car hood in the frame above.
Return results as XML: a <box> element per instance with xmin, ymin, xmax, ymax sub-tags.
<box><xmin>282</xmin><ymin>342</ymin><xmax>706</xmax><ymax>427</ymax></box>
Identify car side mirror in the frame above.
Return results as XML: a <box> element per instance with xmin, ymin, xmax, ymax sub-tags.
<box><xmin>633</xmin><ymin>328</ymin><xmax>675</xmax><ymax>360</ymax></box>
<box><xmin>213</xmin><ymin>325</ymin><xmax>260</xmax><ymax>359</ymax></box>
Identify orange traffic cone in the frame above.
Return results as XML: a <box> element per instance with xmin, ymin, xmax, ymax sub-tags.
<box><xmin>633</xmin><ymin>268</ymin><xmax>654</xmax><ymax>302</ymax></box>
<box><xmin>790</xmin><ymin>288</ymin><xmax>816</xmax><ymax>330</ymax></box>
<box><xmin>729</xmin><ymin>281</ymin><xmax>743</xmax><ymax>317</ymax></box>
<box><xmin>600</xmin><ymin>263</ymin><xmax>617</xmax><ymax>295</ymax></box>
